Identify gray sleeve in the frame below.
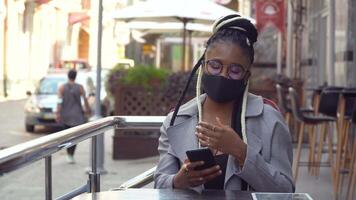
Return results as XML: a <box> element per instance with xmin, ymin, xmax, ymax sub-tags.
<box><xmin>237</xmin><ymin>108</ymin><xmax>295</xmax><ymax>192</ymax></box>
<box><xmin>153</xmin><ymin>114</ymin><xmax>179</xmax><ymax>189</ymax></box>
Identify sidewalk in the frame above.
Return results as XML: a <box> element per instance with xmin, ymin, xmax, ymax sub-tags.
<box><xmin>0</xmin><ymin>129</ymin><xmax>341</xmax><ymax>200</ymax></box>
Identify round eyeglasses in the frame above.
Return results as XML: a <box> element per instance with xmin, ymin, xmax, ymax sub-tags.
<box><xmin>202</xmin><ymin>59</ymin><xmax>246</xmax><ymax>80</ymax></box>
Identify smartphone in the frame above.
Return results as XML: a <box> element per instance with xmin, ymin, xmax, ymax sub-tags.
<box><xmin>186</xmin><ymin>147</ymin><xmax>217</xmax><ymax>171</ymax></box>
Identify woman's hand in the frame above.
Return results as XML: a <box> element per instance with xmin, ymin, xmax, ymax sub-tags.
<box><xmin>173</xmin><ymin>159</ymin><xmax>221</xmax><ymax>189</ymax></box>
<box><xmin>196</xmin><ymin>117</ymin><xmax>247</xmax><ymax>165</ymax></box>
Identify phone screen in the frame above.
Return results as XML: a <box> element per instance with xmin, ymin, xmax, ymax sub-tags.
<box><xmin>186</xmin><ymin>148</ymin><xmax>217</xmax><ymax>170</ymax></box>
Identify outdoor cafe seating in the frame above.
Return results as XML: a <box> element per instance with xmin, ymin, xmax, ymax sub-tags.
<box><xmin>0</xmin><ymin>81</ymin><xmax>354</xmax><ymax>200</ymax></box>
<box><xmin>276</xmin><ymin>82</ymin><xmax>356</xmax><ymax>200</ymax></box>
<box><xmin>0</xmin><ymin>116</ymin><xmax>313</xmax><ymax>200</ymax></box>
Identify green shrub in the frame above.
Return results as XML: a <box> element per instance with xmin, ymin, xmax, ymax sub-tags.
<box><xmin>121</xmin><ymin>65</ymin><xmax>170</xmax><ymax>88</ymax></box>
<box><xmin>106</xmin><ymin>63</ymin><xmax>127</xmax><ymax>95</ymax></box>
<box><xmin>106</xmin><ymin>64</ymin><xmax>171</xmax><ymax>94</ymax></box>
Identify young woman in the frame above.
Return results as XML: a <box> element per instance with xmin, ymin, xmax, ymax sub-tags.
<box><xmin>154</xmin><ymin>14</ymin><xmax>294</xmax><ymax>192</ymax></box>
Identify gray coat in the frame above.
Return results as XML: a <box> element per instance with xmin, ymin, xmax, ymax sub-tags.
<box><xmin>154</xmin><ymin>93</ymin><xmax>295</xmax><ymax>192</ymax></box>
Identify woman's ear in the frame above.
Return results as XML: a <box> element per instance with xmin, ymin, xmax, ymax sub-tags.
<box><xmin>244</xmin><ymin>71</ymin><xmax>251</xmax><ymax>84</ymax></box>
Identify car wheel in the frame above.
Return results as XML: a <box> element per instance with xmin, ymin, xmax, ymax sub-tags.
<box><xmin>25</xmin><ymin>124</ymin><xmax>35</xmax><ymax>133</ymax></box>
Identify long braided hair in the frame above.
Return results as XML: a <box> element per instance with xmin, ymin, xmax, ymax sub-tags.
<box><xmin>170</xmin><ymin>14</ymin><xmax>258</xmax><ymax>146</ymax></box>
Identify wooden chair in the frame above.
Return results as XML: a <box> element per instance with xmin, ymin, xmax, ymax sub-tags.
<box><xmin>347</xmin><ymin>102</ymin><xmax>356</xmax><ymax>200</ymax></box>
<box><xmin>310</xmin><ymin>87</ymin><xmax>344</xmax><ymax>177</ymax></box>
<box><xmin>276</xmin><ymin>84</ymin><xmax>314</xmax><ymax>141</ymax></box>
<box><xmin>289</xmin><ymin>87</ymin><xmax>336</xmax><ymax>182</ymax></box>
<box><xmin>332</xmin><ymin>88</ymin><xmax>356</xmax><ymax>198</ymax></box>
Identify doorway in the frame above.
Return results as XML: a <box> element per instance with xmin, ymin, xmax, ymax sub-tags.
<box><xmin>78</xmin><ymin>28</ymin><xmax>89</xmax><ymax>61</ymax></box>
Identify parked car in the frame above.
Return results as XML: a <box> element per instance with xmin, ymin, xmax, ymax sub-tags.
<box><xmin>24</xmin><ymin>70</ymin><xmax>112</xmax><ymax>132</ymax></box>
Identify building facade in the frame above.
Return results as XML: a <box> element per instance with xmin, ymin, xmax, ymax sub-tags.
<box><xmin>301</xmin><ymin>0</ymin><xmax>355</xmax><ymax>87</ymax></box>
<box><xmin>0</xmin><ymin>0</ymin><xmax>122</xmax><ymax>97</ymax></box>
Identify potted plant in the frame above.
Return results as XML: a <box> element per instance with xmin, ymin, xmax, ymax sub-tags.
<box><xmin>107</xmin><ymin>64</ymin><xmax>172</xmax><ymax>159</ymax></box>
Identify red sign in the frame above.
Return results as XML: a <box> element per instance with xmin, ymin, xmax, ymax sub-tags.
<box><xmin>255</xmin><ymin>0</ymin><xmax>285</xmax><ymax>32</ymax></box>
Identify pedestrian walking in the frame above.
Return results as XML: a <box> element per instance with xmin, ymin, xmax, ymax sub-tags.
<box><xmin>56</xmin><ymin>69</ymin><xmax>91</xmax><ymax>164</ymax></box>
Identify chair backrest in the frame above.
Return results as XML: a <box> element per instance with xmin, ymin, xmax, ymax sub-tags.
<box><xmin>342</xmin><ymin>88</ymin><xmax>356</xmax><ymax>118</ymax></box>
<box><xmin>318</xmin><ymin>87</ymin><xmax>344</xmax><ymax>117</ymax></box>
<box><xmin>288</xmin><ymin>87</ymin><xmax>305</xmax><ymax>122</ymax></box>
<box><xmin>276</xmin><ymin>84</ymin><xmax>291</xmax><ymax>113</ymax></box>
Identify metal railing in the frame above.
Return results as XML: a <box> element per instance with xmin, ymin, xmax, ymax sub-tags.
<box><xmin>0</xmin><ymin>116</ymin><xmax>165</xmax><ymax>200</ymax></box>
<box><xmin>114</xmin><ymin>166</ymin><xmax>157</xmax><ymax>190</ymax></box>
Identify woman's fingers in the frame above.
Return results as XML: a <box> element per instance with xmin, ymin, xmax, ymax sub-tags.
<box><xmin>199</xmin><ymin>121</ymin><xmax>223</xmax><ymax>131</ymax></box>
<box><xmin>196</xmin><ymin>131</ymin><xmax>219</xmax><ymax>147</ymax></box>
<box><xmin>197</xmin><ymin>165</ymin><xmax>221</xmax><ymax>177</ymax></box>
<box><xmin>198</xmin><ymin>121</ymin><xmax>217</xmax><ymax>131</ymax></box>
<box><xmin>186</xmin><ymin>161</ymin><xmax>204</xmax><ymax>171</ymax></box>
<box><xmin>201</xmin><ymin>169</ymin><xmax>222</xmax><ymax>182</ymax></box>
<box><xmin>196</xmin><ymin>125</ymin><xmax>218</xmax><ymax>138</ymax></box>
<box><xmin>199</xmin><ymin>138</ymin><xmax>218</xmax><ymax>149</ymax></box>
<box><xmin>188</xmin><ymin>165</ymin><xmax>222</xmax><ymax>186</ymax></box>
<box><xmin>195</xmin><ymin>131</ymin><xmax>209</xmax><ymax>141</ymax></box>
<box><xmin>189</xmin><ymin>165</ymin><xmax>220</xmax><ymax>178</ymax></box>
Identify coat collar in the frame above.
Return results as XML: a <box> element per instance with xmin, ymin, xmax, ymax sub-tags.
<box><xmin>176</xmin><ymin>93</ymin><xmax>264</xmax><ymax>118</ymax></box>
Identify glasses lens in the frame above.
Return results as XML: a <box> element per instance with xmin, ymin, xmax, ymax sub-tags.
<box><xmin>206</xmin><ymin>60</ymin><xmax>222</xmax><ymax>75</ymax></box>
<box><xmin>228</xmin><ymin>64</ymin><xmax>245</xmax><ymax>80</ymax></box>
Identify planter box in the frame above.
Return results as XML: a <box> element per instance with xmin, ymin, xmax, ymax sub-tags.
<box><xmin>114</xmin><ymin>85</ymin><xmax>174</xmax><ymax>116</ymax></box>
<box><xmin>112</xmin><ymin>85</ymin><xmax>188</xmax><ymax>160</ymax></box>
<box><xmin>113</xmin><ymin>130</ymin><xmax>159</xmax><ymax>159</ymax></box>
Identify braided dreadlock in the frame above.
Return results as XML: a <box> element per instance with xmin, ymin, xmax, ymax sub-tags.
<box><xmin>170</xmin><ymin>14</ymin><xmax>258</xmax><ymax>144</ymax></box>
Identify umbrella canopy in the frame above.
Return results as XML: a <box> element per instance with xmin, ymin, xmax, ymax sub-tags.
<box><xmin>126</xmin><ymin>21</ymin><xmax>212</xmax><ymax>34</ymax></box>
<box><xmin>112</xmin><ymin>0</ymin><xmax>243</xmax><ymax>71</ymax></box>
<box><xmin>112</xmin><ymin>0</ymin><xmax>238</xmax><ymax>23</ymax></box>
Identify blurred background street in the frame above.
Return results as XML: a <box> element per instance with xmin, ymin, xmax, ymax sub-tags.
<box><xmin>0</xmin><ymin>0</ymin><xmax>355</xmax><ymax>199</ymax></box>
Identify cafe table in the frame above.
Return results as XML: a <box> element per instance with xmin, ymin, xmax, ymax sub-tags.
<box><xmin>72</xmin><ymin>188</ymin><xmax>312</xmax><ymax>200</ymax></box>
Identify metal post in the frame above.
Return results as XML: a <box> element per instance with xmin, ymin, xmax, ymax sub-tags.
<box><xmin>94</xmin><ymin>0</ymin><xmax>106</xmax><ymax>173</ymax></box>
<box><xmin>89</xmin><ymin>136</ymin><xmax>100</xmax><ymax>193</ymax></box>
<box><xmin>2</xmin><ymin>0</ymin><xmax>7</xmax><ymax>97</ymax></box>
<box><xmin>45</xmin><ymin>156</ymin><xmax>52</xmax><ymax>200</ymax></box>
<box><xmin>327</xmin><ymin>0</ymin><xmax>335</xmax><ymax>85</ymax></box>
<box><xmin>286</xmin><ymin>0</ymin><xmax>293</xmax><ymax>78</ymax></box>
<box><xmin>181</xmin><ymin>19</ymin><xmax>187</xmax><ymax>71</ymax></box>
<box><xmin>155</xmin><ymin>38</ymin><xmax>161</xmax><ymax>68</ymax></box>
<box><xmin>277</xmin><ymin>31</ymin><xmax>282</xmax><ymax>74</ymax></box>
<box><xmin>187</xmin><ymin>30</ymin><xmax>193</xmax><ymax>69</ymax></box>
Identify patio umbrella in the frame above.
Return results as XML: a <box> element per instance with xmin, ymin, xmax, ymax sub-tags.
<box><xmin>123</xmin><ymin>21</ymin><xmax>212</xmax><ymax>68</ymax></box>
<box><xmin>112</xmin><ymin>0</ymin><xmax>241</xmax><ymax>71</ymax></box>
<box><xmin>125</xmin><ymin>21</ymin><xmax>212</xmax><ymax>34</ymax></box>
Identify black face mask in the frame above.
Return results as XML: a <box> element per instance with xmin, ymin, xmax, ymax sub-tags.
<box><xmin>202</xmin><ymin>73</ymin><xmax>247</xmax><ymax>103</ymax></box>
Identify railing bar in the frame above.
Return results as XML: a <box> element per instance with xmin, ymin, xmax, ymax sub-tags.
<box><xmin>0</xmin><ymin>117</ymin><xmax>116</xmax><ymax>163</ymax></box>
<box><xmin>0</xmin><ymin>116</ymin><xmax>165</xmax><ymax>166</ymax></box>
<box><xmin>89</xmin><ymin>136</ymin><xmax>100</xmax><ymax>193</ymax></box>
<box><xmin>0</xmin><ymin>116</ymin><xmax>165</xmax><ymax>198</ymax></box>
<box><xmin>116</xmin><ymin>127</ymin><xmax>161</xmax><ymax>130</ymax></box>
<box><xmin>117</xmin><ymin>167</ymin><xmax>156</xmax><ymax>190</ymax></box>
<box><xmin>92</xmin><ymin>136</ymin><xmax>97</xmax><ymax>175</ymax></box>
<box><xmin>45</xmin><ymin>156</ymin><xmax>52</xmax><ymax>200</ymax></box>
<box><xmin>56</xmin><ymin>183</ymin><xmax>89</xmax><ymax>200</ymax></box>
